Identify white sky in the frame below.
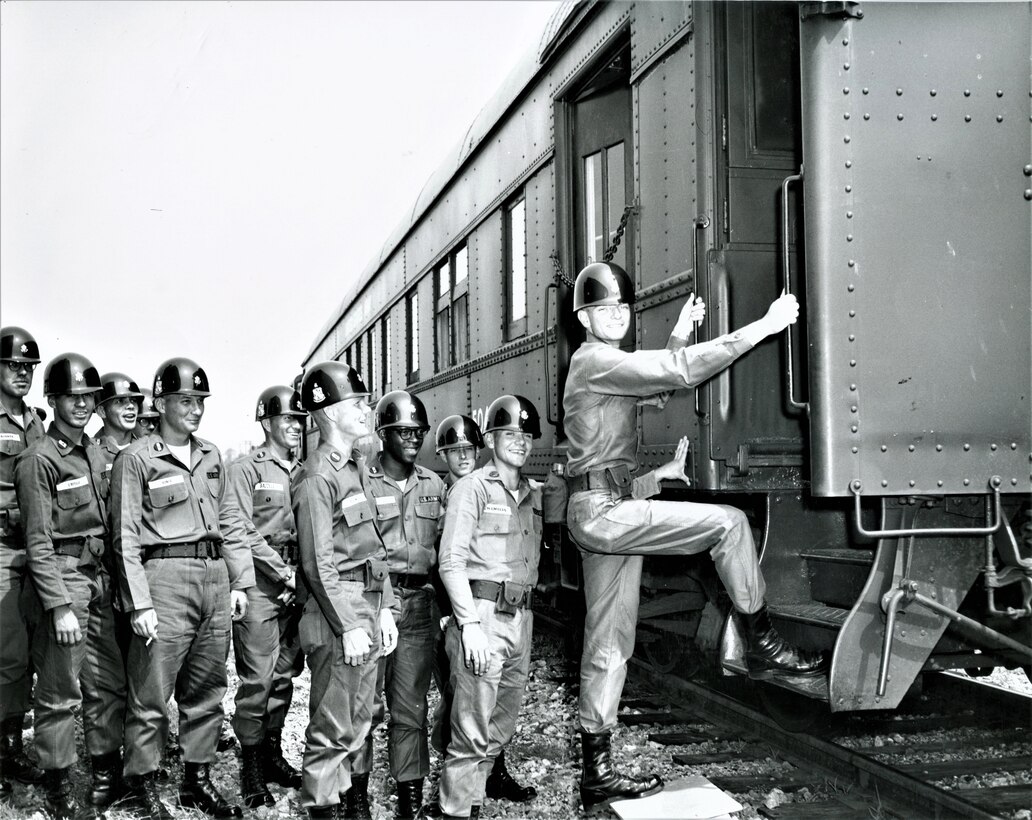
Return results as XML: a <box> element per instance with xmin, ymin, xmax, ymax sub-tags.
<box><xmin>0</xmin><ymin>0</ymin><xmax>560</xmax><ymax>453</ymax></box>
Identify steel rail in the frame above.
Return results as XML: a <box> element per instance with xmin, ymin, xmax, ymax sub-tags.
<box><xmin>628</xmin><ymin>658</ymin><xmax>1005</xmax><ymax>820</ymax></box>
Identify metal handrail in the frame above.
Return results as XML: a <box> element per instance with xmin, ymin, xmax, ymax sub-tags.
<box><xmin>851</xmin><ymin>478</ymin><xmax>1004</xmax><ymax>539</ymax></box>
<box><xmin>780</xmin><ymin>172</ymin><xmax>808</xmax><ymax>413</ymax></box>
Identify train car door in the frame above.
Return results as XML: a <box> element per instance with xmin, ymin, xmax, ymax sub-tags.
<box><xmin>554</xmin><ymin>42</ymin><xmax>634</xmax><ymax>435</ymax></box>
<box><xmin>704</xmin><ymin>2</ymin><xmax>807</xmax><ymax>484</ymax></box>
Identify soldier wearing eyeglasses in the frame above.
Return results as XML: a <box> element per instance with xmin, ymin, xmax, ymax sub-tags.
<box><xmin>0</xmin><ymin>326</ymin><xmax>46</xmax><ymax>797</ymax></box>
<box><xmin>350</xmin><ymin>390</ymin><xmax>445</xmax><ymax>819</ymax></box>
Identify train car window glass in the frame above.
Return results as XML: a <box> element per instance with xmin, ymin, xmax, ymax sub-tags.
<box><xmin>453</xmin><ymin>293</ymin><xmax>468</xmax><ymax>362</ymax></box>
<box><xmin>454</xmin><ymin>245</ymin><xmax>468</xmax><ymax>287</ymax></box>
<box><xmin>345</xmin><ymin>347</ymin><xmax>352</xmax><ymax>367</ymax></box>
<box><xmin>355</xmin><ymin>337</ymin><xmax>363</xmax><ymax>380</ymax></box>
<box><xmin>750</xmin><ymin>4</ymin><xmax>799</xmax><ymax>154</ymax></box>
<box><xmin>407</xmin><ymin>290</ymin><xmax>419</xmax><ymax>382</ymax></box>
<box><xmin>435</xmin><ymin>259</ymin><xmax>452</xmax><ymax>371</ymax></box>
<box><xmin>584</xmin><ymin>151</ymin><xmax>604</xmax><ymax>262</ymax></box>
<box><xmin>366</xmin><ymin>329</ymin><xmax>374</xmax><ymax>399</ymax></box>
<box><xmin>606</xmin><ymin>142</ymin><xmax>626</xmax><ymax>269</ymax></box>
<box><xmin>382</xmin><ymin>316</ymin><xmax>391</xmax><ymax>395</ymax></box>
<box><xmin>506</xmin><ymin>197</ymin><xmax>528</xmax><ymax>340</ymax></box>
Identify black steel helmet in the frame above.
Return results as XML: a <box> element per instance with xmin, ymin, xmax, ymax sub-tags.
<box><xmin>300</xmin><ymin>361</ymin><xmax>369</xmax><ymax>411</ymax></box>
<box><xmin>256</xmin><ymin>385</ymin><xmax>307</xmax><ymax>421</ymax></box>
<box><xmin>573</xmin><ymin>262</ymin><xmax>634</xmax><ymax>312</ymax></box>
<box><xmin>376</xmin><ymin>390</ymin><xmax>430</xmax><ymax>432</ymax></box>
<box><xmin>436</xmin><ymin>414</ymin><xmax>484</xmax><ymax>452</ymax></box>
<box><xmin>0</xmin><ymin>326</ymin><xmax>41</xmax><ymax>363</ymax></box>
<box><xmin>43</xmin><ymin>353</ymin><xmax>102</xmax><ymax>396</ymax></box>
<box><xmin>98</xmin><ymin>372</ymin><xmax>144</xmax><ymax>406</ymax></box>
<box><xmin>138</xmin><ymin>389</ymin><xmax>159</xmax><ymax>420</ymax></box>
<box><xmin>484</xmin><ymin>394</ymin><xmax>541</xmax><ymax>440</ymax></box>
<box><xmin>153</xmin><ymin>357</ymin><xmax>210</xmax><ymax>398</ymax></box>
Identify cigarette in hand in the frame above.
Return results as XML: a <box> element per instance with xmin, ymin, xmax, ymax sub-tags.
<box><xmin>146</xmin><ymin>636</ymin><xmax>153</xmax><ymax>647</ymax></box>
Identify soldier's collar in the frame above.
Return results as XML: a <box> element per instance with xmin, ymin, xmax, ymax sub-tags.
<box><xmin>45</xmin><ymin>423</ymin><xmax>85</xmax><ymax>456</ymax></box>
<box><xmin>254</xmin><ymin>448</ymin><xmax>294</xmax><ymax>471</ymax></box>
<box><xmin>321</xmin><ymin>446</ymin><xmax>350</xmax><ymax>471</ymax></box>
<box><xmin>482</xmin><ymin>460</ymin><xmax>529</xmax><ymax>493</ymax></box>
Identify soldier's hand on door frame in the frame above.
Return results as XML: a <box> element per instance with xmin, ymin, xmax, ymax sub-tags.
<box><xmin>380</xmin><ymin>608</ymin><xmax>398</xmax><ymax>657</ymax></box>
<box><xmin>654</xmin><ymin>436</ymin><xmax>692</xmax><ymax>486</ymax></box>
<box><xmin>230</xmin><ymin>589</ymin><xmax>248</xmax><ymax>621</ymax></box>
<box><xmin>461</xmin><ymin>622</ymin><xmax>490</xmax><ymax>676</ymax></box>
<box><xmin>342</xmin><ymin>626</ymin><xmax>373</xmax><ymax>666</ymax></box>
<box><xmin>52</xmin><ymin>604</ymin><xmax>82</xmax><ymax>646</ymax></box>
<box><xmin>131</xmin><ymin>607</ymin><xmax>159</xmax><ymax>642</ymax></box>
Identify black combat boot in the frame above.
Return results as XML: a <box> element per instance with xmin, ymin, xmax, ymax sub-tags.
<box><xmin>216</xmin><ymin>722</ymin><xmax>237</xmax><ymax>753</ymax></box>
<box><xmin>88</xmin><ymin>749</ymin><xmax>123</xmax><ymax>807</ymax></box>
<box><xmin>422</xmin><ymin>778</ymin><xmax>442</xmax><ymax>817</ymax></box>
<box><xmin>580</xmin><ymin>730</ymin><xmax>662</xmax><ymax>809</ymax></box>
<box><xmin>261</xmin><ymin>729</ymin><xmax>302</xmax><ymax>788</ymax></box>
<box><xmin>396</xmin><ymin>778</ymin><xmax>424</xmax><ymax>818</ymax></box>
<box><xmin>342</xmin><ymin>772</ymin><xmax>372</xmax><ymax>820</ymax></box>
<box><xmin>239</xmin><ymin>745</ymin><xmax>274</xmax><ymax>808</ymax></box>
<box><xmin>43</xmin><ymin>768</ymin><xmax>78</xmax><ymax>820</ymax></box>
<box><xmin>485</xmin><ymin>749</ymin><xmax>536</xmax><ymax>802</ymax></box>
<box><xmin>0</xmin><ymin>714</ymin><xmax>44</xmax><ymax>785</ymax></box>
<box><xmin>123</xmin><ymin>772</ymin><xmax>174</xmax><ymax>820</ymax></box>
<box><xmin>0</xmin><ymin>775</ymin><xmax>11</xmax><ymax>802</ymax></box>
<box><xmin>179</xmin><ymin>762</ymin><xmax>242</xmax><ymax>818</ymax></box>
<box><xmin>739</xmin><ymin>605</ymin><xmax>827</xmax><ymax>679</ymax></box>
<box><xmin>308</xmin><ymin>805</ymin><xmax>340</xmax><ymax>820</ymax></box>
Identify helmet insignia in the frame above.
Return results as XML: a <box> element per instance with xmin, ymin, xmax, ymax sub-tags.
<box><xmin>458</xmin><ymin>432</ymin><xmax>468</xmax><ymax>442</ymax></box>
<box><xmin>154</xmin><ymin>378</ymin><xmax>163</xmax><ymax>395</ymax></box>
<box><xmin>118</xmin><ymin>379</ymin><xmax>129</xmax><ymax>392</ymax></box>
<box><xmin>519</xmin><ymin>409</ymin><xmax>529</xmax><ymax>421</ymax></box>
<box><xmin>19</xmin><ymin>344</ymin><xmax>27</xmax><ymax>353</ymax></box>
<box><xmin>193</xmin><ymin>374</ymin><xmax>202</xmax><ymax>386</ymax></box>
<box><xmin>312</xmin><ymin>385</ymin><xmax>326</xmax><ymax>404</ymax></box>
<box><xmin>257</xmin><ymin>402</ymin><xmax>265</xmax><ymax>417</ymax></box>
<box><xmin>74</xmin><ymin>371</ymin><xmax>84</xmax><ymax>383</ymax></box>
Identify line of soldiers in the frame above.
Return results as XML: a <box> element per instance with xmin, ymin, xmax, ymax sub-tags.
<box><xmin>1</xmin><ymin>258</ymin><xmax>826</xmax><ymax>820</ymax></box>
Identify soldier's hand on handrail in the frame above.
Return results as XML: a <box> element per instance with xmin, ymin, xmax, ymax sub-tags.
<box><xmin>654</xmin><ymin>437</ymin><xmax>691</xmax><ymax>486</ymax></box>
<box><xmin>380</xmin><ymin>609</ymin><xmax>398</xmax><ymax>657</ymax></box>
<box><xmin>673</xmin><ymin>293</ymin><xmax>706</xmax><ymax>339</ymax></box>
<box><xmin>342</xmin><ymin>626</ymin><xmax>373</xmax><ymax>666</ymax></box>
<box><xmin>461</xmin><ymin>622</ymin><xmax>490</xmax><ymax>677</ymax></box>
<box><xmin>763</xmin><ymin>290</ymin><xmax>799</xmax><ymax>334</ymax></box>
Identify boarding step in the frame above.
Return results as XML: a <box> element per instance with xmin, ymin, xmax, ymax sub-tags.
<box><xmin>800</xmin><ymin>548</ymin><xmax>874</xmax><ymax>609</ymax></box>
<box><xmin>768</xmin><ymin>603</ymin><xmax>849</xmax><ymax>628</ymax></box>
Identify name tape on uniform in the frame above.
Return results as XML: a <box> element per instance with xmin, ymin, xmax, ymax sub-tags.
<box><xmin>341</xmin><ymin>494</ymin><xmax>367</xmax><ymax>510</ymax></box>
<box><xmin>0</xmin><ymin>433</ymin><xmax>19</xmax><ymax>441</ymax></box>
<box><xmin>483</xmin><ymin>504</ymin><xmax>512</xmax><ymax>516</ymax></box>
<box><xmin>254</xmin><ymin>482</ymin><xmax>283</xmax><ymax>491</ymax></box>
<box><xmin>148</xmin><ymin>475</ymin><xmax>185</xmax><ymax>490</ymax></box>
<box><xmin>374</xmin><ymin>496</ymin><xmax>398</xmax><ymax>506</ymax></box>
<box><xmin>56</xmin><ymin>476</ymin><xmax>89</xmax><ymax>491</ymax></box>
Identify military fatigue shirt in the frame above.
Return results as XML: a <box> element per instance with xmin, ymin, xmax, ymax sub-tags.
<box><xmin>220</xmin><ymin>447</ymin><xmax>299</xmax><ymax>585</ymax></box>
<box><xmin>564</xmin><ymin>334</ymin><xmax>755</xmax><ymax>496</ymax></box>
<box><xmin>363</xmin><ymin>456</ymin><xmax>446</xmax><ymax>575</ymax></box>
<box><xmin>291</xmin><ymin>442</ymin><xmax>396</xmax><ymax>637</ymax></box>
<box><xmin>110</xmin><ymin>432</ymin><xmax>254</xmax><ymax>612</ymax></box>
<box><xmin>438</xmin><ymin>461</ymin><xmax>541</xmax><ymax>626</ymax></box>
<box><xmin>0</xmin><ymin>401</ymin><xmax>45</xmax><ymax>545</ymax></box>
<box><xmin>14</xmin><ymin>424</ymin><xmax>107</xmax><ymax>610</ymax></box>
<box><xmin>93</xmin><ymin>431</ymin><xmax>136</xmax><ymax>504</ymax></box>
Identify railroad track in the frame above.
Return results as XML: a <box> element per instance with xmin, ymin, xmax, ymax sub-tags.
<box><xmin>623</xmin><ymin>659</ymin><xmax>1031</xmax><ymax>820</ymax></box>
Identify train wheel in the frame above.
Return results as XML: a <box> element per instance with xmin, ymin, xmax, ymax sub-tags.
<box><xmin>757</xmin><ymin>683</ymin><xmax>827</xmax><ymax>734</ymax></box>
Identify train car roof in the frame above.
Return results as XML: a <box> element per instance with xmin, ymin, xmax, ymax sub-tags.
<box><xmin>303</xmin><ymin>0</ymin><xmax>584</xmax><ymax>364</ymax></box>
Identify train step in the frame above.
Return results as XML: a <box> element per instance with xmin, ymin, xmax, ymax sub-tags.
<box><xmin>800</xmin><ymin>548</ymin><xmax>873</xmax><ymax>609</ymax></box>
<box><xmin>768</xmin><ymin>602</ymin><xmax>849</xmax><ymax>628</ymax></box>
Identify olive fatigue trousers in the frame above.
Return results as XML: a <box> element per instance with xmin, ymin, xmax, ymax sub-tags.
<box><xmin>27</xmin><ymin>559</ymin><xmax>126</xmax><ymax>769</ymax></box>
<box><xmin>439</xmin><ymin>599</ymin><xmax>532</xmax><ymax>818</ymax></box>
<box><xmin>568</xmin><ymin>491</ymin><xmax>766</xmax><ymax>734</ymax></box>
<box><xmin>231</xmin><ymin>573</ymin><xmax>303</xmax><ymax>745</ymax></box>
<box><xmin>0</xmin><ymin>544</ymin><xmax>32</xmax><ymax>723</ymax></box>
<box><xmin>352</xmin><ymin>585</ymin><xmax>436</xmax><ymax>783</ymax></box>
<box><xmin>298</xmin><ymin>588</ymin><xmax>382</xmax><ymax>808</ymax></box>
<box><xmin>123</xmin><ymin>558</ymin><xmax>231</xmax><ymax>776</ymax></box>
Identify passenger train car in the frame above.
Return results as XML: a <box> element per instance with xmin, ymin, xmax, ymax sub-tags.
<box><xmin>301</xmin><ymin>1</ymin><xmax>1031</xmax><ymax>712</ymax></box>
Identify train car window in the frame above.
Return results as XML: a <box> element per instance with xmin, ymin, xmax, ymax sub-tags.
<box><xmin>365</xmin><ymin>328</ymin><xmax>374</xmax><ymax>399</ymax></box>
<box><xmin>345</xmin><ymin>346</ymin><xmax>352</xmax><ymax>367</ymax></box>
<box><xmin>584</xmin><ymin>152</ymin><xmax>604</xmax><ymax>262</ymax></box>
<box><xmin>406</xmin><ymin>290</ymin><xmax>419</xmax><ymax>383</ymax></box>
<box><xmin>355</xmin><ymin>336</ymin><xmax>363</xmax><ymax>380</ymax></box>
<box><xmin>381</xmin><ymin>316</ymin><xmax>391</xmax><ymax>395</ymax></box>
<box><xmin>506</xmin><ymin>197</ymin><xmax>527</xmax><ymax>339</ymax></box>
<box><xmin>435</xmin><ymin>260</ymin><xmax>452</xmax><ymax>371</ymax></box>
<box><xmin>434</xmin><ymin>245</ymin><xmax>471</xmax><ymax>370</ymax></box>
<box><xmin>453</xmin><ymin>246</ymin><xmax>469</xmax><ymax>363</ymax></box>
<box><xmin>581</xmin><ymin>142</ymin><xmax>627</xmax><ymax>270</ymax></box>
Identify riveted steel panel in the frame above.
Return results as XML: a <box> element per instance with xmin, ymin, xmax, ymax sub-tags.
<box><xmin>470</xmin><ymin>345</ymin><xmax>554</xmax><ymax>457</ymax></box>
<box><xmin>631</xmin><ymin>1</ymin><xmax>692</xmax><ymax>80</ymax></box>
<box><xmin>637</xmin><ymin>36</ymin><xmax>697</xmax><ymax>290</ymax></box>
<box><xmin>525</xmin><ymin>167</ymin><xmax>555</xmax><ymax>334</ymax></box>
<box><xmin>801</xmin><ymin>2</ymin><xmax>1031</xmax><ymax>497</ymax></box>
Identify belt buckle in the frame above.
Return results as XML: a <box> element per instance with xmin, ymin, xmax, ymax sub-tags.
<box><xmin>205</xmin><ymin>541</ymin><xmax>218</xmax><ymax>559</ymax></box>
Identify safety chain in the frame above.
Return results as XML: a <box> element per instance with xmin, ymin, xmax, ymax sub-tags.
<box><xmin>549</xmin><ymin>203</ymin><xmax>638</xmax><ymax>287</ymax></box>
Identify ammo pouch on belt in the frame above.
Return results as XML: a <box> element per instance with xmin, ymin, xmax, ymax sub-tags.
<box><xmin>364</xmin><ymin>558</ymin><xmax>389</xmax><ymax>593</ymax></box>
<box><xmin>0</xmin><ymin>508</ymin><xmax>22</xmax><ymax>538</ymax></box>
<box><xmin>496</xmin><ymin>580</ymin><xmax>528</xmax><ymax>615</ymax></box>
<box><xmin>605</xmin><ymin>465</ymin><xmax>632</xmax><ymax>498</ymax></box>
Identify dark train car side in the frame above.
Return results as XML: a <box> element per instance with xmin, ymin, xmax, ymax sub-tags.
<box><xmin>300</xmin><ymin>2</ymin><xmax>1031</xmax><ymax>713</ymax></box>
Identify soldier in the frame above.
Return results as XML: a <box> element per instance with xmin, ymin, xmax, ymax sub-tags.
<box><xmin>15</xmin><ymin>353</ymin><xmax>127</xmax><ymax>818</ymax></box>
<box><xmin>111</xmin><ymin>357</ymin><xmax>252</xmax><ymax>820</ymax></box>
<box><xmin>0</xmin><ymin>326</ymin><xmax>46</xmax><ymax>797</ymax></box>
<box><xmin>350</xmin><ymin>390</ymin><xmax>445</xmax><ymax>819</ymax></box>
<box><xmin>221</xmin><ymin>385</ymin><xmax>306</xmax><ymax>808</ymax></box>
<box><xmin>563</xmin><ymin>262</ymin><xmax>825</xmax><ymax>809</ymax></box>
<box><xmin>94</xmin><ymin>372</ymin><xmax>145</xmax><ymax>666</ymax></box>
<box><xmin>425</xmin><ymin>415</ymin><xmax>534</xmax><ymax>818</ymax></box>
<box><xmin>291</xmin><ymin>362</ymin><xmax>398</xmax><ymax>820</ymax></box>
<box><xmin>135</xmin><ymin>388</ymin><xmax>159</xmax><ymax>437</ymax></box>
<box><xmin>437</xmin><ymin>396</ymin><xmax>542</xmax><ymax>820</ymax></box>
